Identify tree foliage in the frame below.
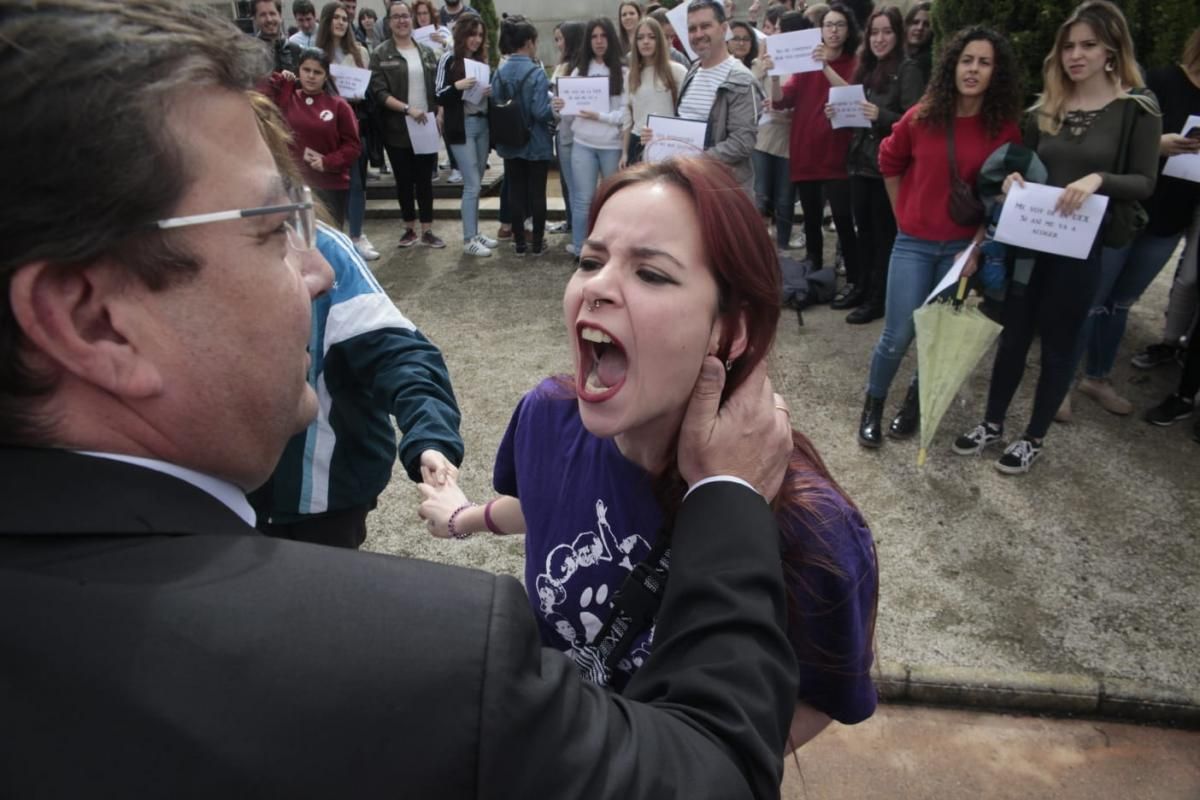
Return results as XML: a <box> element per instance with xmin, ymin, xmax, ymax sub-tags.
<box><xmin>931</xmin><ymin>0</ymin><xmax>1200</xmax><ymax>99</ymax></box>
<box><xmin>474</xmin><ymin>0</ymin><xmax>500</xmax><ymax>66</ymax></box>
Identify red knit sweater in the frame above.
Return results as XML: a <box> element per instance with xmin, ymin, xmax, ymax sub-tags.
<box><xmin>879</xmin><ymin>105</ymin><xmax>1021</xmax><ymax>241</ymax></box>
<box><xmin>774</xmin><ymin>52</ymin><xmax>858</xmax><ymax>182</ymax></box>
<box><xmin>267</xmin><ymin>74</ymin><xmax>361</xmax><ymax>191</ymax></box>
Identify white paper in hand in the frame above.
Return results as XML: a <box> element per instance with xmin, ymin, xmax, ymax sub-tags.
<box><xmin>993</xmin><ymin>181</ymin><xmax>1109</xmax><ymax>260</ymax></box>
<box><xmin>765</xmin><ymin>29</ymin><xmax>822</xmax><ymax>76</ymax></box>
<box><xmin>462</xmin><ymin>59</ymin><xmax>490</xmax><ymax>106</ymax></box>
<box><xmin>1162</xmin><ymin>115</ymin><xmax>1200</xmax><ymax>184</ymax></box>
<box><xmin>405</xmin><ymin>114</ymin><xmax>441</xmax><ymax>155</ymax></box>
<box><xmin>827</xmin><ymin>85</ymin><xmax>870</xmax><ymax>129</ymax></box>
<box><xmin>329</xmin><ymin>64</ymin><xmax>371</xmax><ymax>100</ymax></box>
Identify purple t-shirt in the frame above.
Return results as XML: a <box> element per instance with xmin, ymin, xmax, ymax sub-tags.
<box><xmin>496</xmin><ymin>378</ymin><xmax>878</xmax><ymax>723</ymax></box>
<box><xmin>494</xmin><ymin>379</ymin><xmax>663</xmax><ymax>688</ymax></box>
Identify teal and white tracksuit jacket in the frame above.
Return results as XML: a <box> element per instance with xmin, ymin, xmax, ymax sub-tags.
<box><xmin>253</xmin><ymin>223</ymin><xmax>463</xmax><ymax>523</ymax></box>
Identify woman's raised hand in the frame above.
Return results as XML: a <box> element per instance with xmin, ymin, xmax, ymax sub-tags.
<box><xmin>551</xmin><ymin>96</ymin><xmax>566</xmax><ymax>112</ymax></box>
<box><xmin>1161</xmin><ymin>132</ymin><xmax>1200</xmax><ymax>158</ymax></box>
<box><xmin>811</xmin><ymin>43</ymin><xmax>827</xmax><ymax>64</ymax></box>
<box><xmin>823</xmin><ymin>103</ymin><xmax>835</xmax><ymax>120</ymax></box>
<box><xmin>455</xmin><ymin>76</ymin><xmax>477</xmax><ymax>91</ymax></box>
<box><xmin>861</xmin><ymin>101</ymin><xmax>879</xmax><ymax>121</ymax></box>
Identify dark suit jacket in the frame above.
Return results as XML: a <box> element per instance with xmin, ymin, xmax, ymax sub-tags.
<box><xmin>0</xmin><ymin>448</ymin><xmax>796</xmax><ymax>798</ymax></box>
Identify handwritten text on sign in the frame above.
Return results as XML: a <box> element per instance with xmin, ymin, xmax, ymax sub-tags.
<box><xmin>329</xmin><ymin>64</ymin><xmax>370</xmax><ymax>100</ymax></box>
<box><xmin>556</xmin><ymin>76</ymin><xmax>609</xmax><ymax>117</ymax></box>
<box><xmin>993</xmin><ymin>181</ymin><xmax>1109</xmax><ymax>260</ymax></box>
<box><xmin>766</xmin><ymin>29</ymin><xmax>823</xmax><ymax>76</ymax></box>
<box><xmin>828</xmin><ymin>84</ymin><xmax>869</xmax><ymax>129</ymax></box>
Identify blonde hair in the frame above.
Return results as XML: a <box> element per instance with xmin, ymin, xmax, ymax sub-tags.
<box><xmin>627</xmin><ymin>17</ymin><xmax>680</xmax><ymax>107</ymax></box>
<box><xmin>1030</xmin><ymin>0</ymin><xmax>1157</xmax><ymax>135</ymax></box>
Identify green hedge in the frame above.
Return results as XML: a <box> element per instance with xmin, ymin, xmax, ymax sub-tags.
<box><xmin>473</xmin><ymin>0</ymin><xmax>500</xmax><ymax>66</ymax></box>
<box><xmin>931</xmin><ymin>0</ymin><xmax>1200</xmax><ymax>98</ymax></box>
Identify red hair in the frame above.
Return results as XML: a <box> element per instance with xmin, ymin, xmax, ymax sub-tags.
<box><xmin>588</xmin><ymin>158</ymin><xmax>878</xmax><ymax>672</ymax></box>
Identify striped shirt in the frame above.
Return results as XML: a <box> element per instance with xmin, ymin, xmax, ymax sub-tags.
<box><xmin>677</xmin><ymin>57</ymin><xmax>735</xmax><ymax>122</ymax></box>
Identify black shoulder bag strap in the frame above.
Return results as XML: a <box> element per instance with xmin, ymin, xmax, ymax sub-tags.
<box><xmin>572</xmin><ymin>528</ymin><xmax>672</xmax><ymax>686</ymax></box>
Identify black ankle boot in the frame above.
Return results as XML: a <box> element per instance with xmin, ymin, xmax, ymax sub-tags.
<box><xmin>858</xmin><ymin>394</ymin><xmax>885</xmax><ymax>448</ymax></box>
<box><xmin>888</xmin><ymin>382</ymin><xmax>920</xmax><ymax>439</ymax></box>
<box><xmin>845</xmin><ymin>303</ymin><xmax>883</xmax><ymax>324</ymax></box>
<box><xmin>831</xmin><ymin>284</ymin><xmax>863</xmax><ymax>310</ymax></box>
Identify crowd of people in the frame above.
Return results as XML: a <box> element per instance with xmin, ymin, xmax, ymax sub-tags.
<box><xmin>1</xmin><ymin>0</ymin><xmax>1197</xmax><ymax>794</ymax></box>
<box><xmin>268</xmin><ymin>0</ymin><xmax>1199</xmax><ymax>469</ymax></box>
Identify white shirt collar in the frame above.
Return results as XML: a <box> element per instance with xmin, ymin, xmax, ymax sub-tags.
<box><xmin>76</xmin><ymin>451</ymin><xmax>256</xmax><ymax>527</ymax></box>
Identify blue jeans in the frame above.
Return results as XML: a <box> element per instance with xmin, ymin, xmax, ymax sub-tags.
<box><xmin>1075</xmin><ymin>232</ymin><xmax>1182</xmax><ymax>379</ymax></box>
<box><xmin>448</xmin><ymin>114</ymin><xmax>490</xmax><ymax>241</ymax></box>
<box><xmin>866</xmin><ymin>233</ymin><xmax>973</xmax><ymax>399</ymax></box>
<box><xmin>347</xmin><ymin>134</ymin><xmax>367</xmax><ymax>239</ymax></box>
<box><xmin>571</xmin><ymin>143</ymin><xmax>621</xmax><ymax>252</ymax></box>
<box><xmin>752</xmin><ymin>150</ymin><xmax>793</xmax><ymax>249</ymax></box>
<box><xmin>557</xmin><ymin>133</ymin><xmax>574</xmax><ymax>231</ymax></box>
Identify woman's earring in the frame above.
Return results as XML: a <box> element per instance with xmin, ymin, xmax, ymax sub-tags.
<box><xmin>724</xmin><ymin>358</ymin><xmax>733</xmax><ymax>372</ymax></box>
<box><xmin>1105</xmin><ymin>60</ymin><xmax>1115</xmax><ymax>72</ymax></box>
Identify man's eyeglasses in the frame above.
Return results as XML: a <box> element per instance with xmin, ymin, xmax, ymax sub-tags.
<box><xmin>153</xmin><ymin>183</ymin><xmax>316</xmax><ymax>251</ymax></box>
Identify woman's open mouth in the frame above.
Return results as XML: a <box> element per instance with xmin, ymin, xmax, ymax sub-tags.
<box><xmin>577</xmin><ymin>323</ymin><xmax>628</xmax><ymax>402</ymax></box>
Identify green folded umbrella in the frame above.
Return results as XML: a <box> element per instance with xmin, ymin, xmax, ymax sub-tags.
<box><xmin>913</xmin><ymin>278</ymin><xmax>1003</xmax><ymax>466</ymax></box>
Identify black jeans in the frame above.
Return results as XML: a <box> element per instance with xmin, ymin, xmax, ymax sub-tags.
<box><xmin>795</xmin><ymin>178</ymin><xmax>859</xmax><ymax>283</ymax></box>
<box><xmin>384</xmin><ymin>144</ymin><xmax>436</xmax><ymax>224</ymax></box>
<box><xmin>985</xmin><ymin>248</ymin><xmax>1104</xmax><ymax>440</ymax></box>
<box><xmin>850</xmin><ymin>175</ymin><xmax>896</xmax><ymax>310</ymax></box>
<box><xmin>504</xmin><ymin>158</ymin><xmax>549</xmax><ymax>247</ymax></box>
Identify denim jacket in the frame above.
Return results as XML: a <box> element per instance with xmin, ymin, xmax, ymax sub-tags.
<box><xmin>491</xmin><ymin>55</ymin><xmax>554</xmax><ymax>161</ymax></box>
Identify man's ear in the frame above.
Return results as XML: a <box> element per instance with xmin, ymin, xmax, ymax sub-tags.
<box><xmin>8</xmin><ymin>260</ymin><xmax>164</xmax><ymax>399</ymax></box>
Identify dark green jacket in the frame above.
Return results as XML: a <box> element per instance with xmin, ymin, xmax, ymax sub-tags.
<box><xmin>368</xmin><ymin>38</ymin><xmax>440</xmax><ymax>149</ymax></box>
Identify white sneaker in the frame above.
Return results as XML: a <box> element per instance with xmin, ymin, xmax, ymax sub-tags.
<box><xmin>473</xmin><ymin>233</ymin><xmax>499</xmax><ymax>249</ymax></box>
<box><xmin>464</xmin><ymin>238</ymin><xmax>492</xmax><ymax>257</ymax></box>
<box><xmin>565</xmin><ymin>243</ymin><xmax>579</xmax><ymax>257</ymax></box>
<box><xmin>447</xmin><ymin>169</ymin><xmax>463</xmax><ymax>184</ymax></box>
<box><xmin>524</xmin><ymin>217</ymin><xmax>534</xmax><ymax>232</ymax></box>
<box><xmin>353</xmin><ymin>236</ymin><xmax>380</xmax><ymax>261</ymax></box>
<box><xmin>546</xmin><ymin>221</ymin><xmax>569</xmax><ymax>234</ymax></box>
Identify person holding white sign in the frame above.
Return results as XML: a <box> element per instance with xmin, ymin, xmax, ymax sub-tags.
<box><xmin>768</xmin><ymin>4</ymin><xmax>861</xmax><ymax>307</ymax></box>
<box><xmin>412</xmin><ymin>1</ymin><xmax>452</xmax><ymax>56</ymax></box>
<box><xmin>750</xmin><ymin>6</ymin><xmax>795</xmax><ymax>250</ymax></box>
<box><xmin>316</xmin><ymin>2</ymin><xmax>377</xmax><ymax>260</ymax></box>
<box><xmin>622</xmin><ymin>17</ymin><xmax>686</xmax><ymax>167</ymax></box>
<box><xmin>1069</xmin><ymin>28</ymin><xmax>1200</xmax><ymax>417</ymax></box>
<box><xmin>264</xmin><ymin>48</ymin><xmax>362</xmax><ymax>228</ymax></box>
<box><xmin>857</xmin><ymin>27</ymin><xmax>1022</xmax><ymax>449</ymax></box>
<box><xmin>655</xmin><ymin>0</ymin><xmax>760</xmax><ymax>198</ymax></box>
<box><xmin>435</xmin><ymin>13</ymin><xmax>498</xmax><ymax>257</ymax></box>
<box><xmin>955</xmin><ymin>2</ymin><xmax>1160</xmax><ymax>475</ymax></box>
<box><xmin>555</xmin><ymin>17</ymin><xmax>629</xmax><ymax>258</ymax></box>
<box><xmin>839</xmin><ymin>7</ymin><xmax>923</xmax><ymax>325</ymax></box>
<box><xmin>369</xmin><ymin>1</ymin><xmax>447</xmax><ymax>249</ymax></box>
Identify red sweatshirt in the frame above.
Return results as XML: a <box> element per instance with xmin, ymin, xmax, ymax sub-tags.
<box><xmin>775</xmin><ymin>52</ymin><xmax>857</xmax><ymax>182</ymax></box>
<box><xmin>879</xmin><ymin>105</ymin><xmax>1021</xmax><ymax>241</ymax></box>
<box><xmin>267</xmin><ymin>74</ymin><xmax>361</xmax><ymax>191</ymax></box>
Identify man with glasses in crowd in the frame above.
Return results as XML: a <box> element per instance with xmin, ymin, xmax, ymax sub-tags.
<box><xmin>664</xmin><ymin>0</ymin><xmax>761</xmax><ymax>198</ymax></box>
<box><xmin>0</xmin><ymin>1</ymin><xmax>798</xmax><ymax>795</ymax></box>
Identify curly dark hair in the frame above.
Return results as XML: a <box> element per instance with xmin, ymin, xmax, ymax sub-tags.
<box><xmin>917</xmin><ymin>26</ymin><xmax>1022</xmax><ymax>138</ymax></box>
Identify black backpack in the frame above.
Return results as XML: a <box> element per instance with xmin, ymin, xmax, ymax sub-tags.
<box><xmin>489</xmin><ymin>65</ymin><xmax>537</xmax><ymax>149</ymax></box>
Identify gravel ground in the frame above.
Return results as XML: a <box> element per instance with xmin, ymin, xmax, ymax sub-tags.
<box><xmin>356</xmin><ymin>218</ymin><xmax>1199</xmax><ymax>700</ymax></box>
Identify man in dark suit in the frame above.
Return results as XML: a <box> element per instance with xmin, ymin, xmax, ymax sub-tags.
<box><xmin>0</xmin><ymin>1</ymin><xmax>798</xmax><ymax>797</ymax></box>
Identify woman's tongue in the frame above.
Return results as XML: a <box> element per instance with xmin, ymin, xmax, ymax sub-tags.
<box><xmin>587</xmin><ymin>346</ymin><xmax>628</xmax><ymax>391</ymax></box>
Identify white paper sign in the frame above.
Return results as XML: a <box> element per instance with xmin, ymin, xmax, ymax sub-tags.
<box><xmin>1162</xmin><ymin>115</ymin><xmax>1200</xmax><ymax>184</ymax></box>
<box><xmin>643</xmin><ymin>114</ymin><xmax>707</xmax><ymax>163</ymax></box>
<box><xmin>665</xmin><ymin>2</ymin><xmax>698</xmax><ymax>62</ymax></box>
<box><xmin>556</xmin><ymin>76</ymin><xmax>609</xmax><ymax>117</ymax></box>
<box><xmin>923</xmin><ymin>242</ymin><xmax>976</xmax><ymax>305</ymax></box>
<box><xmin>993</xmin><ymin>182</ymin><xmax>1109</xmax><ymax>260</ymax></box>
<box><xmin>405</xmin><ymin>114</ymin><xmax>441</xmax><ymax>155</ymax></box>
<box><xmin>329</xmin><ymin>63</ymin><xmax>371</xmax><ymax>100</ymax></box>
<box><xmin>828</xmin><ymin>84</ymin><xmax>869</xmax><ymax>129</ymax></box>
<box><xmin>462</xmin><ymin>59</ymin><xmax>491</xmax><ymax>106</ymax></box>
<box><xmin>765</xmin><ymin>29</ymin><xmax>822</xmax><ymax>76</ymax></box>
<box><xmin>412</xmin><ymin>24</ymin><xmax>438</xmax><ymax>47</ymax></box>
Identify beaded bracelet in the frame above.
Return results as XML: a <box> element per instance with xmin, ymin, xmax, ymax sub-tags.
<box><xmin>447</xmin><ymin>502</ymin><xmax>476</xmax><ymax>540</ymax></box>
<box><xmin>483</xmin><ymin>498</ymin><xmax>503</xmax><ymax>535</ymax></box>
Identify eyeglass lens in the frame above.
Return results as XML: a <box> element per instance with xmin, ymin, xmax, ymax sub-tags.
<box><xmin>285</xmin><ymin>185</ymin><xmax>316</xmax><ymax>251</ymax></box>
